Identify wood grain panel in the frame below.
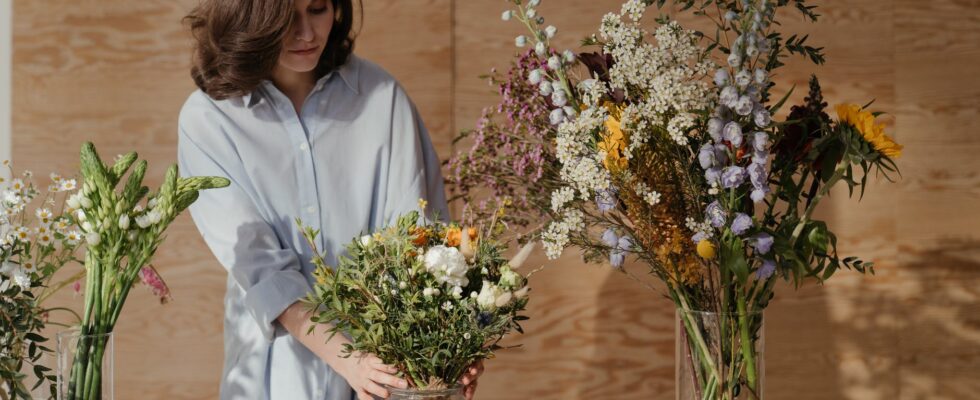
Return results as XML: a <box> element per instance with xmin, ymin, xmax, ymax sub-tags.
<box><xmin>10</xmin><ymin>0</ymin><xmax>980</xmax><ymax>399</ymax></box>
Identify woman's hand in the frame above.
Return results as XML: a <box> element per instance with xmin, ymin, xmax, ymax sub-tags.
<box><xmin>335</xmin><ymin>352</ymin><xmax>408</xmax><ymax>400</ymax></box>
<box><xmin>459</xmin><ymin>360</ymin><xmax>485</xmax><ymax>400</ymax></box>
<box><xmin>276</xmin><ymin>302</ymin><xmax>407</xmax><ymax>399</ymax></box>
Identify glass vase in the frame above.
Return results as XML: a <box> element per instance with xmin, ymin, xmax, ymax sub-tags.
<box><xmin>56</xmin><ymin>328</ymin><xmax>113</xmax><ymax>400</ymax></box>
<box><xmin>388</xmin><ymin>385</ymin><xmax>464</xmax><ymax>400</ymax></box>
<box><xmin>676</xmin><ymin>309</ymin><xmax>764</xmax><ymax>400</ymax></box>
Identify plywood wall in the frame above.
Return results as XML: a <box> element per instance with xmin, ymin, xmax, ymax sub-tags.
<box><xmin>11</xmin><ymin>1</ymin><xmax>980</xmax><ymax>399</ymax></box>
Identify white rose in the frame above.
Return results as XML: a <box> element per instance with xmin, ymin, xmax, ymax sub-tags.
<box><xmin>423</xmin><ymin>245</ymin><xmax>471</xmax><ymax>288</ymax></box>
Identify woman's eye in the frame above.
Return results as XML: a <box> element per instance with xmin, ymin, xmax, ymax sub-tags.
<box><xmin>309</xmin><ymin>6</ymin><xmax>328</xmax><ymax>15</ymax></box>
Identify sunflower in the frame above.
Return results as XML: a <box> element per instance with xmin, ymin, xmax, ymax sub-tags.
<box><xmin>835</xmin><ymin>104</ymin><xmax>903</xmax><ymax>158</ymax></box>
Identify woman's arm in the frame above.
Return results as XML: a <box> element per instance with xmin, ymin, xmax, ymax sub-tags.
<box><xmin>276</xmin><ymin>301</ymin><xmax>408</xmax><ymax>400</ymax></box>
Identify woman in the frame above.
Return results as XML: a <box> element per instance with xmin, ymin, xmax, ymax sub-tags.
<box><xmin>177</xmin><ymin>1</ymin><xmax>483</xmax><ymax>399</ymax></box>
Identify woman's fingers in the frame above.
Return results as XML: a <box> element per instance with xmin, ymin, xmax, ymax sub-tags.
<box><xmin>371</xmin><ymin>369</ymin><xmax>408</xmax><ymax>389</ymax></box>
<box><xmin>356</xmin><ymin>389</ymin><xmax>373</xmax><ymax>400</ymax></box>
<box><xmin>367</xmin><ymin>356</ymin><xmax>399</xmax><ymax>374</ymax></box>
<box><xmin>364</xmin><ymin>381</ymin><xmax>390</xmax><ymax>399</ymax></box>
<box><xmin>464</xmin><ymin>380</ymin><xmax>478</xmax><ymax>400</ymax></box>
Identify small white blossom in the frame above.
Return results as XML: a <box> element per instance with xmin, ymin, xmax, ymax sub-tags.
<box><xmin>501</xmin><ymin>10</ymin><xmax>512</xmax><ymax>21</ymax></box>
<box><xmin>528</xmin><ymin>68</ymin><xmax>543</xmax><ymax>84</ymax></box>
<box><xmin>534</xmin><ymin>41</ymin><xmax>547</xmax><ymax>56</ymax></box>
<box><xmin>118</xmin><ymin>214</ymin><xmax>130</xmax><ymax>230</ymax></box>
<box><xmin>544</xmin><ymin>25</ymin><xmax>557</xmax><ymax>39</ymax></box>
<box><xmin>515</xmin><ymin>35</ymin><xmax>527</xmax><ymax>47</ymax></box>
<box><xmin>547</xmin><ymin>55</ymin><xmax>561</xmax><ymax>70</ymax></box>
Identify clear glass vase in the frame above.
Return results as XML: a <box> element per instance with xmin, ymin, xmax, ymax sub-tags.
<box><xmin>676</xmin><ymin>309</ymin><xmax>764</xmax><ymax>400</ymax></box>
<box><xmin>56</xmin><ymin>328</ymin><xmax>113</xmax><ymax>400</ymax></box>
<box><xmin>388</xmin><ymin>385</ymin><xmax>464</xmax><ymax>400</ymax></box>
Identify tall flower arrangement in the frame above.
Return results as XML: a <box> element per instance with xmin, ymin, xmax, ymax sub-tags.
<box><xmin>452</xmin><ymin>1</ymin><xmax>901</xmax><ymax>398</ymax></box>
<box><xmin>62</xmin><ymin>143</ymin><xmax>228</xmax><ymax>400</ymax></box>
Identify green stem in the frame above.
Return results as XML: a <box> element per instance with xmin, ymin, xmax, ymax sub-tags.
<box><xmin>736</xmin><ymin>293</ymin><xmax>759</xmax><ymax>399</ymax></box>
<box><xmin>790</xmin><ymin>160</ymin><xmax>848</xmax><ymax>246</ymax></box>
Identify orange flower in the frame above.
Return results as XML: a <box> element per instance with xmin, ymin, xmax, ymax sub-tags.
<box><xmin>410</xmin><ymin>226</ymin><xmax>429</xmax><ymax>246</ymax></box>
<box><xmin>446</xmin><ymin>226</ymin><xmax>478</xmax><ymax>247</ymax></box>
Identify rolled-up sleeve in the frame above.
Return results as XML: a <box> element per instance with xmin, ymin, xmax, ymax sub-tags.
<box><xmin>178</xmin><ymin>120</ymin><xmax>310</xmax><ymax>342</ymax></box>
<box><xmin>383</xmin><ymin>84</ymin><xmax>450</xmax><ymax>224</ymax></box>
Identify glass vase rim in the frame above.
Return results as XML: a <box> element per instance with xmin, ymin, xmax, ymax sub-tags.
<box><xmin>676</xmin><ymin>308</ymin><xmax>764</xmax><ymax>317</ymax></box>
<box><xmin>55</xmin><ymin>327</ymin><xmax>114</xmax><ymax>340</ymax></box>
<box><xmin>388</xmin><ymin>383</ymin><xmax>464</xmax><ymax>395</ymax></box>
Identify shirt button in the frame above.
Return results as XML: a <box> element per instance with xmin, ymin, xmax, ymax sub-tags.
<box><xmin>299</xmin><ymin>143</ymin><xmax>309</xmax><ymax>151</ymax></box>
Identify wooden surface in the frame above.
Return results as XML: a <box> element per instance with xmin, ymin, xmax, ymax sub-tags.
<box><xmin>11</xmin><ymin>0</ymin><xmax>980</xmax><ymax>399</ymax></box>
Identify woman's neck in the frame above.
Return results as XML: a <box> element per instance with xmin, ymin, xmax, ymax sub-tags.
<box><xmin>271</xmin><ymin>66</ymin><xmax>316</xmax><ymax>114</ymax></box>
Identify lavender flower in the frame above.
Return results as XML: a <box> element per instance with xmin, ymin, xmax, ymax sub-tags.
<box><xmin>754</xmin><ymin>107</ymin><xmax>771</xmax><ymax>128</ymax></box>
<box><xmin>752</xmin><ymin>233</ymin><xmax>774</xmax><ymax>255</ymax></box>
<box><xmin>708</xmin><ymin>117</ymin><xmax>725</xmax><ymax>142</ymax></box>
<box><xmin>721</xmin><ymin>166</ymin><xmax>746</xmax><ymax>189</ymax></box>
<box><xmin>698</xmin><ymin>143</ymin><xmax>717</xmax><ymax>169</ymax></box>
<box><xmin>752</xmin><ymin>131</ymin><xmax>769</xmax><ymax>152</ymax></box>
<box><xmin>692</xmin><ymin>231</ymin><xmax>707</xmax><ymax>244</ymax></box>
<box><xmin>748</xmin><ymin>163</ymin><xmax>767</xmax><ymax>188</ymax></box>
<box><xmin>549</xmin><ymin>108</ymin><xmax>565</xmax><ymax>125</ymax></box>
<box><xmin>705</xmin><ymin>167</ymin><xmax>722</xmax><ymax>186</ymax></box>
<box><xmin>601</xmin><ymin>228</ymin><xmax>619</xmax><ymax>247</ymax></box>
<box><xmin>752</xmin><ymin>150</ymin><xmax>768</xmax><ymax>165</ymax></box>
<box><xmin>706</xmin><ymin>200</ymin><xmax>726</xmax><ymax>228</ymax></box>
<box><xmin>720</xmin><ymin>86</ymin><xmax>739</xmax><ymax>108</ymax></box>
<box><xmin>714</xmin><ymin>69</ymin><xmax>730</xmax><ymax>86</ymax></box>
<box><xmin>731</xmin><ymin>213</ymin><xmax>753</xmax><ymax>235</ymax></box>
<box><xmin>735</xmin><ymin>70</ymin><xmax>752</xmax><ymax>88</ymax></box>
<box><xmin>754</xmin><ymin>68</ymin><xmax>768</xmax><ymax>85</ymax></box>
<box><xmin>734</xmin><ymin>96</ymin><xmax>754</xmax><ymax>116</ymax></box>
<box><xmin>751</xmin><ymin>188</ymin><xmax>768</xmax><ymax>203</ymax></box>
<box><xmin>723</xmin><ymin>121</ymin><xmax>743</xmax><ymax>147</ymax></box>
<box><xmin>595</xmin><ymin>187</ymin><xmax>618</xmax><ymax>213</ymax></box>
<box><xmin>757</xmin><ymin>259</ymin><xmax>776</xmax><ymax>279</ymax></box>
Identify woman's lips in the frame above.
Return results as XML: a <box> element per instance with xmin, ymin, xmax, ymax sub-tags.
<box><xmin>289</xmin><ymin>46</ymin><xmax>318</xmax><ymax>55</ymax></box>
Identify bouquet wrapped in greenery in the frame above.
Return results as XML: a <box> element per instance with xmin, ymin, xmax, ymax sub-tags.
<box><xmin>452</xmin><ymin>0</ymin><xmax>902</xmax><ymax>398</ymax></box>
<box><xmin>300</xmin><ymin>206</ymin><xmax>534</xmax><ymax>390</ymax></box>
<box><xmin>1</xmin><ymin>164</ymin><xmax>84</xmax><ymax>399</ymax></box>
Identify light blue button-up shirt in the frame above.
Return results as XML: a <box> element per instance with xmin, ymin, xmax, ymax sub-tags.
<box><xmin>177</xmin><ymin>55</ymin><xmax>449</xmax><ymax>400</ymax></box>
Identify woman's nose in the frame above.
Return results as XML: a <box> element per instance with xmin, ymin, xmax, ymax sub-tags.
<box><xmin>294</xmin><ymin>15</ymin><xmax>315</xmax><ymax>42</ymax></box>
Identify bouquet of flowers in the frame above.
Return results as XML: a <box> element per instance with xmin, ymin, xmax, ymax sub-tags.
<box><xmin>451</xmin><ymin>1</ymin><xmax>901</xmax><ymax>398</ymax></box>
<box><xmin>61</xmin><ymin>142</ymin><xmax>228</xmax><ymax>400</ymax></box>
<box><xmin>0</xmin><ymin>164</ymin><xmax>84</xmax><ymax>399</ymax></box>
<box><xmin>300</xmin><ymin>204</ymin><xmax>534</xmax><ymax>394</ymax></box>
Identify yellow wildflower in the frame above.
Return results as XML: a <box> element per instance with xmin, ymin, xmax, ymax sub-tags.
<box><xmin>696</xmin><ymin>240</ymin><xmax>716</xmax><ymax>260</ymax></box>
<box><xmin>835</xmin><ymin>104</ymin><xmax>903</xmax><ymax>158</ymax></box>
<box><xmin>598</xmin><ymin>102</ymin><xmax>630</xmax><ymax>173</ymax></box>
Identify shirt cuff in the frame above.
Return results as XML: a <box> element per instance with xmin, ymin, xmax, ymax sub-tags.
<box><xmin>243</xmin><ymin>269</ymin><xmax>312</xmax><ymax>341</ymax></box>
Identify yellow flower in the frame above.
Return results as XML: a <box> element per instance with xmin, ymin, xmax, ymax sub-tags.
<box><xmin>598</xmin><ymin>102</ymin><xmax>630</xmax><ymax>173</ymax></box>
<box><xmin>835</xmin><ymin>104</ymin><xmax>903</xmax><ymax>158</ymax></box>
<box><xmin>696</xmin><ymin>240</ymin><xmax>716</xmax><ymax>260</ymax></box>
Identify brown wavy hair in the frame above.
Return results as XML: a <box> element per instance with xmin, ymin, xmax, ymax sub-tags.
<box><xmin>185</xmin><ymin>0</ymin><xmax>360</xmax><ymax>100</ymax></box>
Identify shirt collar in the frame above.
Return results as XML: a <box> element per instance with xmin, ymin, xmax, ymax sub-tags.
<box><xmin>242</xmin><ymin>55</ymin><xmax>360</xmax><ymax>107</ymax></box>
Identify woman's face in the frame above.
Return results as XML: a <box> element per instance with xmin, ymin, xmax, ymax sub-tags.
<box><xmin>278</xmin><ymin>0</ymin><xmax>334</xmax><ymax>74</ymax></box>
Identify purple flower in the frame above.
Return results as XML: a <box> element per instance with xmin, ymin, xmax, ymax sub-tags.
<box><xmin>720</xmin><ymin>86</ymin><xmax>739</xmax><ymax>108</ymax></box>
<box><xmin>721</xmin><ymin>166</ymin><xmax>746</xmax><ymax>189</ymax></box>
<box><xmin>754</xmin><ymin>108</ymin><xmax>771</xmax><ymax>128</ymax></box>
<box><xmin>549</xmin><ymin>108</ymin><xmax>565</xmax><ymax>125</ymax></box>
<box><xmin>752</xmin><ymin>150</ymin><xmax>768</xmax><ymax>165</ymax></box>
<box><xmin>714</xmin><ymin>144</ymin><xmax>730</xmax><ymax>165</ymax></box>
<box><xmin>698</xmin><ymin>144</ymin><xmax>717</xmax><ymax>169</ymax></box>
<box><xmin>715</xmin><ymin>105</ymin><xmax>733</xmax><ymax>120</ymax></box>
<box><xmin>751</xmin><ymin>188</ymin><xmax>768</xmax><ymax>203</ymax></box>
<box><xmin>757</xmin><ymin>259</ymin><xmax>776</xmax><ymax>279</ymax></box>
<box><xmin>748</xmin><ymin>162</ymin><xmax>767</xmax><ymax>188</ymax></box>
<box><xmin>723</xmin><ymin>122</ymin><xmax>743</xmax><ymax>147</ymax></box>
<box><xmin>601</xmin><ymin>228</ymin><xmax>619</xmax><ymax>247</ymax></box>
<box><xmin>731</xmin><ymin>213</ymin><xmax>753</xmax><ymax>235</ymax></box>
<box><xmin>714</xmin><ymin>69</ymin><xmax>730</xmax><ymax>86</ymax></box>
<box><xmin>595</xmin><ymin>187</ymin><xmax>619</xmax><ymax>213</ymax></box>
<box><xmin>707</xmin><ymin>118</ymin><xmax>725</xmax><ymax>143</ymax></box>
<box><xmin>734</xmin><ymin>96</ymin><xmax>754</xmax><ymax>116</ymax></box>
<box><xmin>609</xmin><ymin>252</ymin><xmax>625</xmax><ymax>268</ymax></box>
<box><xmin>751</xmin><ymin>233</ymin><xmax>774</xmax><ymax>255</ymax></box>
<box><xmin>705</xmin><ymin>167</ymin><xmax>722</xmax><ymax>186</ymax></box>
<box><xmin>752</xmin><ymin>131</ymin><xmax>768</xmax><ymax>152</ymax></box>
<box><xmin>609</xmin><ymin>235</ymin><xmax>633</xmax><ymax>269</ymax></box>
<box><xmin>706</xmin><ymin>200</ymin><xmax>726</xmax><ymax>228</ymax></box>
